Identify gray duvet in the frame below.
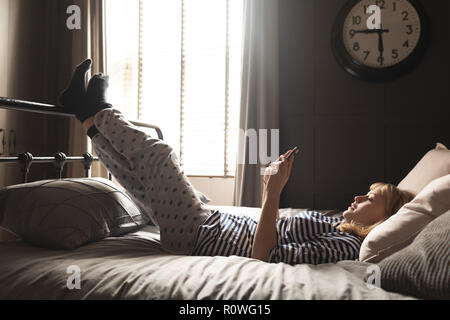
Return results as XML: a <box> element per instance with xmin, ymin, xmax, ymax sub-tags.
<box><xmin>0</xmin><ymin>206</ymin><xmax>414</xmax><ymax>300</ymax></box>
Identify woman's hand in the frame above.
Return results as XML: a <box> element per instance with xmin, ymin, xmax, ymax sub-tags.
<box><xmin>253</xmin><ymin>149</ymin><xmax>296</xmax><ymax>262</ymax></box>
<box><xmin>263</xmin><ymin>149</ymin><xmax>295</xmax><ymax>197</ymax></box>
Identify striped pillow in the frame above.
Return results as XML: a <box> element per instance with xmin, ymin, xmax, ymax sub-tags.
<box><xmin>379</xmin><ymin>210</ymin><xmax>450</xmax><ymax>300</ymax></box>
<box><xmin>0</xmin><ymin>178</ymin><xmax>150</xmax><ymax>250</ymax></box>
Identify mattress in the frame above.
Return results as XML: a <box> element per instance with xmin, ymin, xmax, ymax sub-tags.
<box><xmin>0</xmin><ymin>205</ymin><xmax>415</xmax><ymax>300</ymax></box>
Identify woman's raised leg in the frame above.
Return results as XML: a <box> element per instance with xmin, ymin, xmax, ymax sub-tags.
<box><xmin>88</xmin><ymin>107</ymin><xmax>212</xmax><ymax>255</ymax></box>
<box><xmin>60</xmin><ymin>61</ymin><xmax>212</xmax><ymax>255</ymax></box>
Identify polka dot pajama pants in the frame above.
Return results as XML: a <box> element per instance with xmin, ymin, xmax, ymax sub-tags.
<box><xmin>90</xmin><ymin>108</ymin><xmax>212</xmax><ymax>255</ymax></box>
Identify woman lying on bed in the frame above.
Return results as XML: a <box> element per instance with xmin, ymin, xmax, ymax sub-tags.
<box><xmin>59</xmin><ymin>59</ymin><xmax>415</xmax><ymax>265</ymax></box>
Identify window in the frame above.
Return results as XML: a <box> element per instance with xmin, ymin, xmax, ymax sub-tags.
<box><xmin>105</xmin><ymin>0</ymin><xmax>244</xmax><ymax>177</ymax></box>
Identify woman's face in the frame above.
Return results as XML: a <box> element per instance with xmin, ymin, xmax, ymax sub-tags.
<box><xmin>343</xmin><ymin>189</ymin><xmax>386</xmax><ymax>226</ymax></box>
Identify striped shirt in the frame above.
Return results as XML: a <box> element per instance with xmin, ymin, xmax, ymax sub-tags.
<box><xmin>192</xmin><ymin>210</ymin><xmax>362</xmax><ymax>265</ymax></box>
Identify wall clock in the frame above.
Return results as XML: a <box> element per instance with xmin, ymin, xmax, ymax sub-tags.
<box><xmin>332</xmin><ymin>0</ymin><xmax>429</xmax><ymax>82</ymax></box>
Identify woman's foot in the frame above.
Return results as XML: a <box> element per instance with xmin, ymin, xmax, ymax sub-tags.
<box><xmin>58</xmin><ymin>59</ymin><xmax>92</xmax><ymax>113</ymax></box>
<box><xmin>86</xmin><ymin>73</ymin><xmax>110</xmax><ymax>110</ymax></box>
<box><xmin>82</xmin><ymin>73</ymin><xmax>113</xmax><ymax>139</ymax></box>
<box><xmin>59</xmin><ymin>59</ymin><xmax>113</xmax><ymax>124</ymax></box>
<box><xmin>81</xmin><ymin>73</ymin><xmax>112</xmax><ymax>121</ymax></box>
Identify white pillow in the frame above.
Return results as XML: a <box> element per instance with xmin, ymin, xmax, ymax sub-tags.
<box><xmin>398</xmin><ymin>143</ymin><xmax>450</xmax><ymax>194</ymax></box>
<box><xmin>359</xmin><ymin>174</ymin><xmax>450</xmax><ymax>263</ymax></box>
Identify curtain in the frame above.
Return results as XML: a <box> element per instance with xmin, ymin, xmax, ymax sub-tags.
<box><xmin>66</xmin><ymin>0</ymin><xmax>108</xmax><ymax>179</ymax></box>
<box><xmin>0</xmin><ymin>0</ymin><xmax>74</xmax><ymax>185</ymax></box>
<box><xmin>0</xmin><ymin>0</ymin><xmax>108</xmax><ymax>185</ymax></box>
<box><xmin>233</xmin><ymin>0</ymin><xmax>280</xmax><ymax>207</ymax></box>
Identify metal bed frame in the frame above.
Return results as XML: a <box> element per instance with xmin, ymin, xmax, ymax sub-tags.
<box><xmin>0</xmin><ymin>96</ymin><xmax>163</xmax><ymax>183</ymax></box>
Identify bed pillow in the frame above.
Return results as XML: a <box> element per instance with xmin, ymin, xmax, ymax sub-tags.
<box><xmin>398</xmin><ymin>143</ymin><xmax>450</xmax><ymax>195</ymax></box>
<box><xmin>379</xmin><ymin>210</ymin><xmax>450</xmax><ymax>300</ymax></box>
<box><xmin>0</xmin><ymin>178</ymin><xmax>150</xmax><ymax>250</ymax></box>
<box><xmin>359</xmin><ymin>174</ymin><xmax>450</xmax><ymax>263</ymax></box>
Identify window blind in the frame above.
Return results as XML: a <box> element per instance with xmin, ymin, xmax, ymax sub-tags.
<box><xmin>105</xmin><ymin>0</ymin><xmax>244</xmax><ymax>177</ymax></box>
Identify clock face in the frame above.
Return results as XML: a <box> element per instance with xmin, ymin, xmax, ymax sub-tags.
<box><xmin>332</xmin><ymin>0</ymin><xmax>428</xmax><ymax>81</ymax></box>
<box><xmin>343</xmin><ymin>0</ymin><xmax>421</xmax><ymax>68</ymax></box>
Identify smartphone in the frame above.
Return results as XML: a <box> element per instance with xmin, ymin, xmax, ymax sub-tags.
<box><xmin>286</xmin><ymin>146</ymin><xmax>299</xmax><ymax>160</ymax></box>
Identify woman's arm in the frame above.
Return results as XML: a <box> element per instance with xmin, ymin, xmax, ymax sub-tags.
<box><xmin>251</xmin><ymin>150</ymin><xmax>295</xmax><ymax>262</ymax></box>
<box><xmin>251</xmin><ymin>190</ymin><xmax>280</xmax><ymax>261</ymax></box>
<box><xmin>262</xmin><ymin>186</ymin><xmax>280</xmax><ymax>219</ymax></box>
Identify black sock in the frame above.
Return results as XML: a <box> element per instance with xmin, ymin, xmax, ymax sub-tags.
<box><xmin>86</xmin><ymin>73</ymin><xmax>110</xmax><ymax>108</ymax></box>
<box><xmin>58</xmin><ymin>59</ymin><xmax>92</xmax><ymax>112</ymax></box>
<box><xmin>76</xmin><ymin>73</ymin><xmax>112</xmax><ymax>123</ymax></box>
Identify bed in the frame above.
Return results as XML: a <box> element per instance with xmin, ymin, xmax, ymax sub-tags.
<box><xmin>0</xmin><ymin>206</ymin><xmax>411</xmax><ymax>300</ymax></box>
<box><xmin>0</xmin><ymin>97</ymin><xmax>448</xmax><ymax>301</ymax></box>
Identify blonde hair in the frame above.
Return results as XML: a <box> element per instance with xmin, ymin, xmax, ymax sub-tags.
<box><xmin>338</xmin><ymin>182</ymin><xmax>416</xmax><ymax>239</ymax></box>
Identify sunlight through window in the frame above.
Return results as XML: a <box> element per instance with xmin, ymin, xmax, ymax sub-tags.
<box><xmin>105</xmin><ymin>0</ymin><xmax>244</xmax><ymax>177</ymax></box>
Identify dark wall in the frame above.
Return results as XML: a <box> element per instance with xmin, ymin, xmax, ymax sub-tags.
<box><xmin>279</xmin><ymin>0</ymin><xmax>450</xmax><ymax>210</ymax></box>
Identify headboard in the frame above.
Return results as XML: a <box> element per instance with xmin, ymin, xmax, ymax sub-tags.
<box><xmin>0</xmin><ymin>96</ymin><xmax>164</xmax><ymax>183</ymax></box>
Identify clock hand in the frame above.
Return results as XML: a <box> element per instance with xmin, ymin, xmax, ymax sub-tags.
<box><xmin>378</xmin><ymin>32</ymin><xmax>384</xmax><ymax>52</ymax></box>
<box><xmin>377</xmin><ymin>31</ymin><xmax>384</xmax><ymax>66</ymax></box>
<box><xmin>353</xmin><ymin>29</ymin><xmax>378</xmax><ymax>34</ymax></box>
<box><xmin>353</xmin><ymin>28</ymin><xmax>389</xmax><ymax>34</ymax></box>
